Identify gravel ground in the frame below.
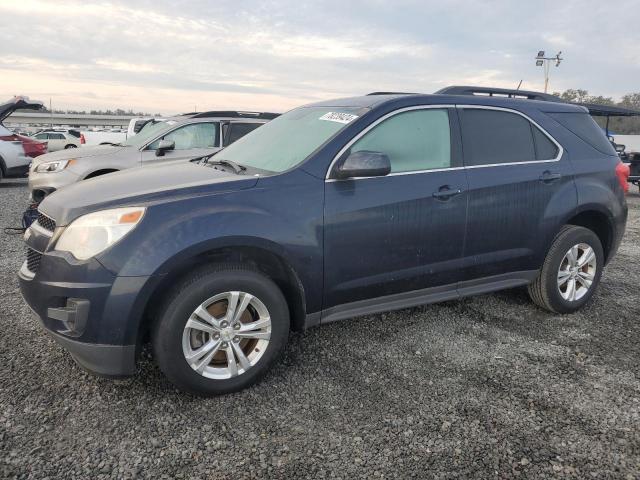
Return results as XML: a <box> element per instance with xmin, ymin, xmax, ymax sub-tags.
<box><xmin>1</xmin><ymin>178</ymin><xmax>639</xmax><ymax>479</ymax></box>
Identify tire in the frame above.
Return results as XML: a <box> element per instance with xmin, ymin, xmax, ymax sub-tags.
<box><xmin>64</xmin><ymin>144</ymin><xmax>77</xmax><ymax>149</ymax></box>
<box><xmin>152</xmin><ymin>264</ymin><xmax>290</xmax><ymax>396</ymax></box>
<box><xmin>528</xmin><ymin>225</ymin><xmax>604</xmax><ymax>313</ymax></box>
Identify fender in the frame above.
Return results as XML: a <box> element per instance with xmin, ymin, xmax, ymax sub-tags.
<box><xmin>97</xmin><ymin>171</ymin><xmax>325</xmax><ymax>314</ymax></box>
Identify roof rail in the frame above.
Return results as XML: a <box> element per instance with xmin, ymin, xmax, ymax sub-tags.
<box><xmin>435</xmin><ymin>85</ymin><xmax>563</xmax><ymax>103</ymax></box>
<box><xmin>366</xmin><ymin>92</ymin><xmax>416</xmax><ymax>96</ymax></box>
<box><xmin>190</xmin><ymin>111</ymin><xmax>280</xmax><ymax>120</ymax></box>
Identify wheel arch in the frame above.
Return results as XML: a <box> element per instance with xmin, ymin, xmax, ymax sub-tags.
<box><xmin>84</xmin><ymin>168</ymin><xmax>119</xmax><ymax>179</ymax></box>
<box><xmin>564</xmin><ymin>207</ymin><xmax>614</xmax><ymax>263</ymax></box>
<box><xmin>136</xmin><ymin>244</ymin><xmax>307</xmax><ymax>345</ymax></box>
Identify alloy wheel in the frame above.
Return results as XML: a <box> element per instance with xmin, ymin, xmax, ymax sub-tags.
<box><xmin>182</xmin><ymin>291</ymin><xmax>271</xmax><ymax>379</ymax></box>
<box><xmin>557</xmin><ymin>243</ymin><xmax>597</xmax><ymax>302</ymax></box>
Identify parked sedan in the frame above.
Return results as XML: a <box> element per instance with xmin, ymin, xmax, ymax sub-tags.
<box><xmin>28</xmin><ymin>111</ymin><xmax>278</xmax><ymax>202</ymax></box>
<box><xmin>32</xmin><ymin>131</ymin><xmax>80</xmax><ymax>151</ymax></box>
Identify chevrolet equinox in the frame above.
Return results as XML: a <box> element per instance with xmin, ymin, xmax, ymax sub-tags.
<box><xmin>19</xmin><ymin>87</ymin><xmax>629</xmax><ymax>395</ymax></box>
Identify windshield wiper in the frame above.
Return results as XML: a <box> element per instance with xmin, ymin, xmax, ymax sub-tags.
<box><xmin>205</xmin><ymin>158</ymin><xmax>246</xmax><ymax>174</ymax></box>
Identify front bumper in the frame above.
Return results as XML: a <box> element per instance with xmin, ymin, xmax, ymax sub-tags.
<box><xmin>28</xmin><ymin>168</ymin><xmax>80</xmax><ymax>201</ymax></box>
<box><xmin>46</xmin><ymin>329</ymin><xmax>137</xmax><ymax>377</ymax></box>
<box><xmin>18</xmin><ymin>246</ymin><xmax>160</xmax><ymax>377</ymax></box>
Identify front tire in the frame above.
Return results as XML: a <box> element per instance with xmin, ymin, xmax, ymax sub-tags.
<box><xmin>152</xmin><ymin>265</ymin><xmax>290</xmax><ymax>396</ymax></box>
<box><xmin>528</xmin><ymin>225</ymin><xmax>604</xmax><ymax>313</ymax></box>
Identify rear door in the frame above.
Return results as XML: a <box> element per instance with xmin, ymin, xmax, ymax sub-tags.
<box><xmin>140</xmin><ymin>121</ymin><xmax>220</xmax><ymax>164</ymax></box>
<box><xmin>323</xmin><ymin>106</ymin><xmax>469</xmax><ymax>310</ymax></box>
<box><xmin>458</xmin><ymin>106</ymin><xmax>576</xmax><ymax>279</ymax></box>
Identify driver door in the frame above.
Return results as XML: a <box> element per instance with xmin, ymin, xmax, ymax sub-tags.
<box><xmin>323</xmin><ymin>107</ymin><xmax>469</xmax><ymax>312</ymax></box>
<box><xmin>140</xmin><ymin>121</ymin><xmax>221</xmax><ymax>164</ymax></box>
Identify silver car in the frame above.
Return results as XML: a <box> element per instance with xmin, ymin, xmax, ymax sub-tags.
<box><xmin>29</xmin><ymin>111</ymin><xmax>278</xmax><ymax>201</ymax></box>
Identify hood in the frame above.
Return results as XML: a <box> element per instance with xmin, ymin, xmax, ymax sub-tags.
<box><xmin>31</xmin><ymin>144</ymin><xmax>123</xmax><ymax>164</ymax></box>
<box><xmin>0</xmin><ymin>96</ymin><xmax>44</xmax><ymax>123</ymax></box>
<box><xmin>39</xmin><ymin>161</ymin><xmax>258</xmax><ymax>225</ymax></box>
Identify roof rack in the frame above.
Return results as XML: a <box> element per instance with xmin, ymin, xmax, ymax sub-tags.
<box><xmin>366</xmin><ymin>92</ymin><xmax>416</xmax><ymax>96</ymax></box>
<box><xmin>189</xmin><ymin>111</ymin><xmax>280</xmax><ymax>120</ymax></box>
<box><xmin>435</xmin><ymin>85</ymin><xmax>563</xmax><ymax>103</ymax></box>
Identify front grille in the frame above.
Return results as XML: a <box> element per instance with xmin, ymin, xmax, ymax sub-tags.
<box><xmin>36</xmin><ymin>212</ymin><xmax>56</xmax><ymax>232</ymax></box>
<box><xmin>26</xmin><ymin>248</ymin><xmax>43</xmax><ymax>273</ymax></box>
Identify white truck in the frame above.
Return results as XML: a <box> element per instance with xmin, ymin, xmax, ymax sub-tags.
<box><xmin>79</xmin><ymin>118</ymin><xmax>165</xmax><ymax>146</ymax></box>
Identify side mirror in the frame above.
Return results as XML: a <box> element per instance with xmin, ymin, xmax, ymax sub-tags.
<box><xmin>335</xmin><ymin>150</ymin><xmax>391</xmax><ymax>179</ymax></box>
<box><xmin>155</xmin><ymin>139</ymin><xmax>175</xmax><ymax>157</ymax></box>
<box><xmin>615</xmin><ymin>143</ymin><xmax>626</xmax><ymax>154</ymax></box>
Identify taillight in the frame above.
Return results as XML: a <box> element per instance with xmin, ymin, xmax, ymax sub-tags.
<box><xmin>615</xmin><ymin>161</ymin><xmax>630</xmax><ymax>193</ymax></box>
<box><xmin>80</xmin><ymin>133</ymin><xmax>85</xmax><ymax>144</ymax></box>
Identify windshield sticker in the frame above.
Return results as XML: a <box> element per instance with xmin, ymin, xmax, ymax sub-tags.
<box><xmin>319</xmin><ymin>112</ymin><xmax>359</xmax><ymax>124</ymax></box>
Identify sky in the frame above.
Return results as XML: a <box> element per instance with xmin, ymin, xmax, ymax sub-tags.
<box><xmin>1</xmin><ymin>0</ymin><xmax>639</xmax><ymax>115</ymax></box>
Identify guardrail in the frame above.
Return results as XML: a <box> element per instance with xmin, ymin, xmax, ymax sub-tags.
<box><xmin>5</xmin><ymin>112</ymin><xmax>137</xmax><ymax>128</ymax></box>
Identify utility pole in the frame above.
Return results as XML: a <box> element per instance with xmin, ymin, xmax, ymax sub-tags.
<box><xmin>49</xmin><ymin>97</ymin><xmax>53</xmax><ymax>128</ymax></box>
<box><xmin>535</xmin><ymin>51</ymin><xmax>563</xmax><ymax>93</ymax></box>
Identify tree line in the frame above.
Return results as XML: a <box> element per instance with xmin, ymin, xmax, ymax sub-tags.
<box><xmin>37</xmin><ymin>107</ymin><xmax>163</xmax><ymax>116</ymax></box>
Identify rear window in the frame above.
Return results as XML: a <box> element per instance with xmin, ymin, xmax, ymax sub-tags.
<box><xmin>460</xmin><ymin>109</ymin><xmax>535</xmax><ymax>165</ymax></box>
<box><xmin>549</xmin><ymin>112</ymin><xmax>616</xmax><ymax>155</ymax></box>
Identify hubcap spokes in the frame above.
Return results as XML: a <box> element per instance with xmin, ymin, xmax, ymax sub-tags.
<box><xmin>557</xmin><ymin>243</ymin><xmax>596</xmax><ymax>302</ymax></box>
<box><xmin>182</xmin><ymin>291</ymin><xmax>271</xmax><ymax>379</ymax></box>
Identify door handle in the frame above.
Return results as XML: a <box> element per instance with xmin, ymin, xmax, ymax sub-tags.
<box><xmin>432</xmin><ymin>186</ymin><xmax>463</xmax><ymax>200</ymax></box>
<box><xmin>539</xmin><ymin>171</ymin><xmax>562</xmax><ymax>183</ymax></box>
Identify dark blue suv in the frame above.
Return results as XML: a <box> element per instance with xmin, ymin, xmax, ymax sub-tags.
<box><xmin>19</xmin><ymin>87</ymin><xmax>628</xmax><ymax>395</ymax></box>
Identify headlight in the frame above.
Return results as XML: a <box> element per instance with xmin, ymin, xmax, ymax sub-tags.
<box><xmin>35</xmin><ymin>159</ymin><xmax>76</xmax><ymax>173</ymax></box>
<box><xmin>55</xmin><ymin>207</ymin><xmax>145</xmax><ymax>260</ymax></box>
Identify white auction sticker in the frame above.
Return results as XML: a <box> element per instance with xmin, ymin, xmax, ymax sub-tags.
<box><xmin>319</xmin><ymin>112</ymin><xmax>359</xmax><ymax>124</ymax></box>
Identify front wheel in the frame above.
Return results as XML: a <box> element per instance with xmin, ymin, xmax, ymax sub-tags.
<box><xmin>152</xmin><ymin>265</ymin><xmax>290</xmax><ymax>396</ymax></box>
<box><xmin>528</xmin><ymin>225</ymin><xmax>604</xmax><ymax>313</ymax></box>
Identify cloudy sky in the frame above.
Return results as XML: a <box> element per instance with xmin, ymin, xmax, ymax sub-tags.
<box><xmin>1</xmin><ymin>0</ymin><xmax>639</xmax><ymax>114</ymax></box>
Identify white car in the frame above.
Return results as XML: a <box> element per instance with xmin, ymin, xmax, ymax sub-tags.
<box><xmin>32</xmin><ymin>131</ymin><xmax>80</xmax><ymax>151</ymax></box>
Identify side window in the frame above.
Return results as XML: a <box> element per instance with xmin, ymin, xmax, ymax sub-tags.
<box><xmin>349</xmin><ymin>109</ymin><xmax>451</xmax><ymax>173</ymax></box>
<box><xmin>532</xmin><ymin>126</ymin><xmax>559</xmax><ymax>160</ymax></box>
<box><xmin>134</xmin><ymin>120</ymin><xmax>148</xmax><ymax>134</ymax></box>
<box><xmin>52</xmin><ymin>133</ymin><xmax>65</xmax><ymax>140</ymax></box>
<box><xmin>460</xmin><ymin>109</ymin><xmax>536</xmax><ymax>165</ymax></box>
<box><xmin>225</xmin><ymin>123</ymin><xmax>261</xmax><ymax>146</ymax></box>
<box><xmin>147</xmin><ymin>122</ymin><xmax>219</xmax><ymax>150</ymax></box>
<box><xmin>549</xmin><ymin>112</ymin><xmax>616</xmax><ymax>155</ymax></box>
<box><xmin>34</xmin><ymin>133</ymin><xmax>48</xmax><ymax>140</ymax></box>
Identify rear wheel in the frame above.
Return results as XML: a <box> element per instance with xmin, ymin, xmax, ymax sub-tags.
<box><xmin>64</xmin><ymin>144</ymin><xmax>77</xmax><ymax>149</ymax></box>
<box><xmin>152</xmin><ymin>265</ymin><xmax>290</xmax><ymax>396</ymax></box>
<box><xmin>528</xmin><ymin>225</ymin><xmax>603</xmax><ymax>313</ymax></box>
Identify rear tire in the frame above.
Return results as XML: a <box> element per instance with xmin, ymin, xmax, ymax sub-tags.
<box><xmin>528</xmin><ymin>225</ymin><xmax>603</xmax><ymax>313</ymax></box>
<box><xmin>64</xmin><ymin>144</ymin><xmax>77</xmax><ymax>149</ymax></box>
<box><xmin>152</xmin><ymin>264</ymin><xmax>290</xmax><ymax>396</ymax></box>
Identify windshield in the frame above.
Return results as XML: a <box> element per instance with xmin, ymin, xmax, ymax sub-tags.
<box><xmin>121</xmin><ymin>120</ymin><xmax>177</xmax><ymax>149</ymax></box>
<box><xmin>215</xmin><ymin>107</ymin><xmax>365</xmax><ymax>173</ymax></box>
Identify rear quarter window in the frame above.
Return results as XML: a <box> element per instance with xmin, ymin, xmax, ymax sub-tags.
<box><xmin>549</xmin><ymin>112</ymin><xmax>616</xmax><ymax>155</ymax></box>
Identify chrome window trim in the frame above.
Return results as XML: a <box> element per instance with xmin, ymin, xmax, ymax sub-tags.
<box><xmin>324</xmin><ymin>104</ymin><xmax>563</xmax><ymax>181</ymax></box>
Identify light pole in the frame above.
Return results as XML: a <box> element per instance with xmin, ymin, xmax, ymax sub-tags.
<box><xmin>535</xmin><ymin>50</ymin><xmax>562</xmax><ymax>93</ymax></box>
